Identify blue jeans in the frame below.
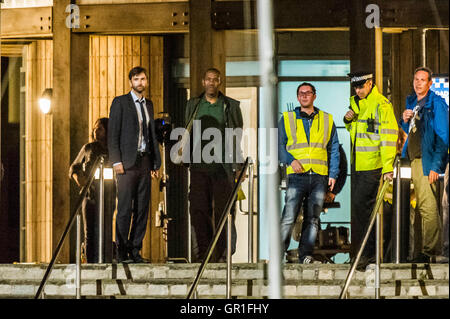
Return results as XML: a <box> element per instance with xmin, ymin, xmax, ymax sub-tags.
<box><xmin>281</xmin><ymin>173</ymin><xmax>327</xmax><ymax>262</ymax></box>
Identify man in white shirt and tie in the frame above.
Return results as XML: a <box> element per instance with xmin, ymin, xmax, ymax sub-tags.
<box><xmin>108</xmin><ymin>66</ymin><xmax>161</xmax><ymax>263</ymax></box>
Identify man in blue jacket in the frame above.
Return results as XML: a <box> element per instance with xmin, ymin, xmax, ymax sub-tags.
<box><xmin>400</xmin><ymin>67</ymin><xmax>449</xmax><ymax>263</ymax></box>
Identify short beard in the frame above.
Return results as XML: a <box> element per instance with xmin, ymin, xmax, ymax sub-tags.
<box><xmin>133</xmin><ymin>85</ymin><xmax>145</xmax><ymax>93</ymax></box>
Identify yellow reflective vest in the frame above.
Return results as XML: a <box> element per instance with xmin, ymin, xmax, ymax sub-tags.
<box><xmin>345</xmin><ymin>85</ymin><xmax>398</xmax><ymax>174</ymax></box>
<box><xmin>283</xmin><ymin>109</ymin><xmax>333</xmax><ymax>176</ymax></box>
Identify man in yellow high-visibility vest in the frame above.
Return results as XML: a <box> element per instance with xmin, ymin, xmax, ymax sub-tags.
<box><xmin>279</xmin><ymin>82</ymin><xmax>340</xmax><ymax>264</ymax></box>
<box><xmin>344</xmin><ymin>71</ymin><xmax>398</xmax><ymax>269</ymax></box>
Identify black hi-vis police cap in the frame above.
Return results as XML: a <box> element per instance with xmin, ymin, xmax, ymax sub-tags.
<box><xmin>347</xmin><ymin>71</ymin><xmax>373</xmax><ymax>87</ymax></box>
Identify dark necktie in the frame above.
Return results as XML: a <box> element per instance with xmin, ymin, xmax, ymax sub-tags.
<box><xmin>137</xmin><ymin>100</ymin><xmax>149</xmax><ymax>149</ymax></box>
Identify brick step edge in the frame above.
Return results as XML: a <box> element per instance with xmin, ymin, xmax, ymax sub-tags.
<box><xmin>0</xmin><ymin>268</ymin><xmax>447</xmax><ymax>282</ymax></box>
<box><xmin>1</xmin><ymin>278</ymin><xmax>448</xmax><ymax>285</ymax></box>
<box><xmin>1</xmin><ymin>279</ymin><xmax>448</xmax><ymax>298</ymax></box>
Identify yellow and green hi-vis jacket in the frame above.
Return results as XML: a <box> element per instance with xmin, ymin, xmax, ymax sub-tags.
<box><xmin>283</xmin><ymin>109</ymin><xmax>333</xmax><ymax>176</ymax></box>
<box><xmin>345</xmin><ymin>85</ymin><xmax>398</xmax><ymax>174</ymax></box>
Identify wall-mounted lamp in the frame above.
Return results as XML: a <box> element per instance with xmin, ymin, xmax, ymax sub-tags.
<box><xmin>39</xmin><ymin>88</ymin><xmax>53</xmax><ymax>114</ymax></box>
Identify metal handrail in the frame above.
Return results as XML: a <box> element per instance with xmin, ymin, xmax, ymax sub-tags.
<box><xmin>186</xmin><ymin>157</ymin><xmax>250</xmax><ymax>299</ymax></box>
<box><xmin>34</xmin><ymin>155</ymin><xmax>104</xmax><ymax>299</ymax></box>
<box><xmin>236</xmin><ymin>160</ymin><xmax>257</xmax><ymax>262</ymax></box>
<box><xmin>98</xmin><ymin>157</ymin><xmax>105</xmax><ymax>263</ymax></box>
<box><xmin>247</xmin><ymin>159</ymin><xmax>255</xmax><ymax>263</ymax></box>
<box><xmin>393</xmin><ymin>155</ymin><xmax>401</xmax><ymax>263</ymax></box>
<box><xmin>339</xmin><ymin>178</ymin><xmax>390</xmax><ymax>299</ymax></box>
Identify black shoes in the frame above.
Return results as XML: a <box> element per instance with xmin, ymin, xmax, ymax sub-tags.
<box><xmin>131</xmin><ymin>253</ymin><xmax>150</xmax><ymax>263</ymax></box>
<box><xmin>129</xmin><ymin>249</ymin><xmax>150</xmax><ymax>263</ymax></box>
<box><xmin>117</xmin><ymin>253</ymin><xmax>150</xmax><ymax>264</ymax></box>
<box><xmin>117</xmin><ymin>255</ymin><xmax>134</xmax><ymax>264</ymax></box>
<box><xmin>116</xmin><ymin>247</ymin><xmax>150</xmax><ymax>264</ymax></box>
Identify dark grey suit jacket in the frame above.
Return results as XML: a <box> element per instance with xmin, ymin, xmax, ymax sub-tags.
<box><xmin>108</xmin><ymin>92</ymin><xmax>161</xmax><ymax>170</ymax></box>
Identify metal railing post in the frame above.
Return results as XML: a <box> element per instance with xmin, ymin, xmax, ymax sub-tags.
<box><xmin>375</xmin><ymin>201</ymin><xmax>382</xmax><ymax>299</ymax></box>
<box><xmin>339</xmin><ymin>179</ymin><xmax>390</xmax><ymax>299</ymax></box>
<box><xmin>98</xmin><ymin>157</ymin><xmax>104</xmax><ymax>263</ymax></box>
<box><xmin>226</xmin><ymin>212</ymin><xmax>232</xmax><ymax>299</ymax></box>
<box><xmin>394</xmin><ymin>157</ymin><xmax>401</xmax><ymax>263</ymax></box>
<box><xmin>76</xmin><ymin>213</ymin><xmax>81</xmax><ymax>299</ymax></box>
<box><xmin>186</xmin><ymin>158</ymin><xmax>249</xmax><ymax>299</ymax></box>
<box><xmin>248</xmin><ymin>160</ymin><xmax>254</xmax><ymax>263</ymax></box>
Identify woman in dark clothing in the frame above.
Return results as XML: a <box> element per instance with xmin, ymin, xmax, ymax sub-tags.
<box><xmin>69</xmin><ymin>118</ymin><xmax>114</xmax><ymax>263</ymax></box>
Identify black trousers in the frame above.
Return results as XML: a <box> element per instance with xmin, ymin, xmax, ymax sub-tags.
<box><xmin>351</xmin><ymin>168</ymin><xmax>382</xmax><ymax>258</ymax></box>
<box><xmin>82</xmin><ymin>197</ymin><xmax>98</xmax><ymax>263</ymax></box>
<box><xmin>81</xmin><ymin>181</ymin><xmax>115</xmax><ymax>263</ymax></box>
<box><xmin>189</xmin><ymin>167</ymin><xmax>236</xmax><ymax>262</ymax></box>
<box><xmin>115</xmin><ymin>154</ymin><xmax>151</xmax><ymax>259</ymax></box>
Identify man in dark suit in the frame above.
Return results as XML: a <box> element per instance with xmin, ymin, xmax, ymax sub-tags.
<box><xmin>108</xmin><ymin>66</ymin><xmax>161</xmax><ymax>263</ymax></box>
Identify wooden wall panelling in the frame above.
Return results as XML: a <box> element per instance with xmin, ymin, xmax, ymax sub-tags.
<box><xmin>123</xmin><ymin>36</ymin><xmax>132</xmax><ymax>93</ymax></box>
<box><xmin>107</xmin><ymin>36</ymin><xmax>117</xmax><ymax>121</ymax></box>
<box><xmin>115</xmin><ymin>36</ymin><xmax>124</xmax><ymax>96</ymax></box>
<box><xmin>90</xmin><ymin>36</ymin><xmax>100</xmax><ymax>135</ymax></box>
<box><xmin>25</xmin><ymin>42</ymin><xmax>36</xmax><ymax>262</ymax></box>
<box><xmin>24</xmin><ymin>40</ymin><xmax>53</xmax><ymax>263</ymax></box>
<box><xmin>99</xmin><ymin>36</ymin><xmax>108</xmax><ymax>121</ymax></box>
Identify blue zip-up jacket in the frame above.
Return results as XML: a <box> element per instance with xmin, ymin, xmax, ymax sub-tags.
<box><xmin>278</xmin><ymin>106</ymin><xmax>340</xmax><ymax>179</ymax></box>
<box><xmin>400</xmin><ymin>89</ymin><xmax>449</xmax><ymax>175</ymax></box>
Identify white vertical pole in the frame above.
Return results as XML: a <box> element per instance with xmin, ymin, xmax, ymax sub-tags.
<box><xmin>257</xmin><ymin>0</ymin><xmax>282</xmax><ymax>299</ymax></box>
<box><xmin>98</xmin><ymin>157</ymin><xmax>104</xmax><ymax>263</ymax></box>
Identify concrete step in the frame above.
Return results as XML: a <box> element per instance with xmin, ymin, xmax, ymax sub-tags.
<box><xmin>0</xmin><ymin>263</ymin><xmax>447</xmax><ymax>299</ymax></box>
<box><xmin>2</xmin><ymin>295</ymin><xmax>449</xmax><ymax>300</ymax></box>
<box><xmin>1</xmin><ymin>263</ymin><xmax>447</xmax><ymax>281</ymax></box>
<box><xmin>1</xmin><ymin>278</ymin><xmax>448</xmax><ymax>299</ymax></box>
